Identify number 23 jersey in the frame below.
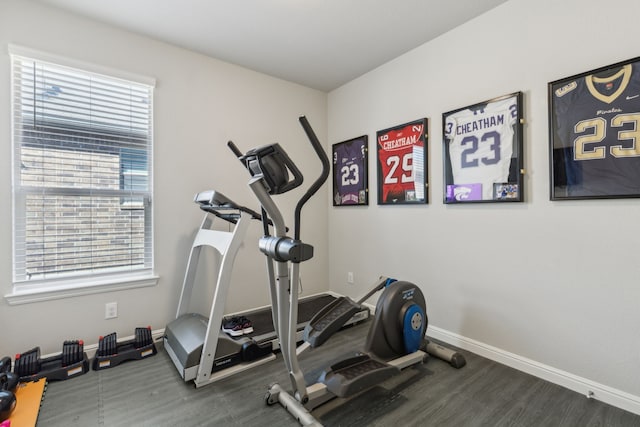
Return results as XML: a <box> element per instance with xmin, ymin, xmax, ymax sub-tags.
<box><xmin>552</xmin><ymin>63</ymin><xmax>640</xmax><ymax>197</ymax></box>
<box><xmin>334</xmin><ymin>140</ymin><xmax>365</xmax><ymax>204</ymax></box>
<box><xmin>445</xmin><ymin>97</ymin><xmax>517</xmax><ymax>200</ymax></box>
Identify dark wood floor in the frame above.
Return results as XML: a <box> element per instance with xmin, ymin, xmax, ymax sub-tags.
<box><xmin>37</xmin><ymin>321</ymin><xmax>640</xmax><ymax>426</ymax></box>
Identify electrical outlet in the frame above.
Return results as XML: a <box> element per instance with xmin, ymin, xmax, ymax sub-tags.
<box><xmin>347</xmin><ymin>272</ymin><xmax>354</xmax><ymax>284</ymax></box>
<box><xmin>105</xmin><ymin>302</ymin><xmax>118</xmax><ymax>319</ymax></box>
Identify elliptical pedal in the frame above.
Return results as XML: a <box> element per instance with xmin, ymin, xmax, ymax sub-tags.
<box><xmin>303</xmin><ymin>296</ymin><xmax>362</xmax><ymax>348</ymax></box>
<box><xmin>318</xmin><ymin>354</ymin><xmax>400</xmax><ymax>398</ymax></box>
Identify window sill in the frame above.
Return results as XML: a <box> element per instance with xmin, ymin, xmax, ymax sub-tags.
<box><xmin>5</xmin><ymin>274</ymin><xmax>159</xmax><ymax>306</ymax></box>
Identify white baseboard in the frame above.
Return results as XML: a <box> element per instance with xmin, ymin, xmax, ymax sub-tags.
<box><xmin>428</xmin><ymin>325</ymin><xmax>640</xmax><ymax>416</ymax></box>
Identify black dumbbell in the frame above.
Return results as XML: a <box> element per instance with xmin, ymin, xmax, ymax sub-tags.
<box><xmin>0</xmin><ymin>389</ymin><xmax>15</xmax><ymax>423</ymax></box>
<box><xmin>0</xmin><ymin>357</ymin><xmax>17</xmax><ymax>392</ymax></box>
<box><xmin>0</xmin><ymin>357</ymin><xmax>10</xmax><ymax>374</ymax></box>
<box><xmin>0</xmin><ymin>373</ymin><xmax>16</xmax><ymax>422</ymax></box>
<box><xmin>0</xmin><ymin>374</ymin><xmax>18</xmax><ymax>394</ymax></box>
<box><xmin>14</xmin><ymin>347</ymin><xmax>42</xmax><ymax>377</ymax></box>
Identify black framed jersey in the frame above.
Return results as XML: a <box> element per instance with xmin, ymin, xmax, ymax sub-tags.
<box><xmin>551</xmin><ymin>63</ymin><xmax>640</xmax><ymax>198</ymax></box>
<box><xmin>333</xmin><ymin>136</ymin><xmax>367</xmax><ymax>205</ymax></box>
<box><xmin>376</xmin><ymin>119</ymin><xmax>427</xmax><ymax>204</ymax></box>
<box><xmin>444</xmin><ymin>96</ymin><xmax>518</xmax><ymax>200</ymax></box>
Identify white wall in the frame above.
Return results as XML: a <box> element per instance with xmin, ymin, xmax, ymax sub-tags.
<box><xmin>0</xmin><ymin>0</ymin><xmax>328</xmax><ymax>357</ymax></box>
<box><xmin>328</xmin><ymin>0</ymin><xmax>640</xmax><ymax>413</ymax></box>
<box><xmin>2</xmin><ymin>0</ymin><xmax>639</xmax><ymax>416</ymax></box>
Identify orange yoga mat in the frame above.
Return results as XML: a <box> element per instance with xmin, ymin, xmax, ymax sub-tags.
<box><xmin>7</xmin><ymin>378</ymin><xmax>46</xmax><ymax>427</ymax></box>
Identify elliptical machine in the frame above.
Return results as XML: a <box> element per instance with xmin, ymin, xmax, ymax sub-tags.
<box><xmin>229</xmin><ymin>117</ymin><xmax>465</xmax><ymax>426</ymax></box>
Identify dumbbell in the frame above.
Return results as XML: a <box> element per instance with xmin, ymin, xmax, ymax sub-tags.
<box><xmin>0</xmin><ymin>357</ymin><xmax>16</xmax><ymax>423</ymax></box>
<box><xmin>134</xmin><ymin>327</ymin><xmax>153</xmax><ymax>348</ymax></box>
<box><xmin>0</xmin><ymin>389</ymin><xmax>15</xmax><ymax>423</ymax></box>
<box><xmin>13</xmin><ymin>347</ymin><xmax>41</xmax><ymax>377</ymax></box>
<box><xmin>0</xmin><ymin>358</ymin><xmax>17</xmax><ymax>392</ymax></box>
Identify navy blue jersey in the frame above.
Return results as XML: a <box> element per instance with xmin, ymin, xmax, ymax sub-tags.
<box><xmin>334</xmin><ymin>139</ymin><xmax>366</xmax><ymax>204</ymax></box>
<box><xmin>552</xmin><ymin>63</ymin><xmax>640</xmax><ymax>197</ymax></box>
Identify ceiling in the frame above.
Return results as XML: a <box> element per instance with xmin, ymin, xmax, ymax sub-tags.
<box><xmin>34</xmin><ymin>0</ymin><xmax>509</xmax><ymax>92</ymax></box>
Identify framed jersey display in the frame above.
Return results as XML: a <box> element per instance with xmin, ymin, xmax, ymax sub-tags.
<box><xmin>332</xmin><ymin>135</ymin><xmax>369</xmax><ymax>206</ymax></box>
<box><xmin>549</xmin><ymin>56</ymin><xmax>640</xmax><ymax>200</ymax></box>
<box><xmin>443</xmin><ymin>92</ymin><xmax>524</xmax><ymax>204</ymax></box>
<box><xmin>376</xmin><ymin>118</ymin><xmax>428</xmax><ymax>205</ymax></box>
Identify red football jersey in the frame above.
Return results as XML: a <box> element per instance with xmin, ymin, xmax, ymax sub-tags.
<box><xmin>377</xmin><ymin>121</ymin><xmax>425</xmax><ymax>203</ymax></box>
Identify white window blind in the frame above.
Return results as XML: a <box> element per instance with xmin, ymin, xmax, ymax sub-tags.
<box><xmin>11</xmin><ymin>51</ymin><xmax>154</xmax><ymax>288</ymax></box>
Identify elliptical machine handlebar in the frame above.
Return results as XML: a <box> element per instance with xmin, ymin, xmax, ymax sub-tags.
<box><xmin>227</xmin><ymin>116</ymin><xmax>330</xmax><ymax>244</ymax></box>
<box><xmin>226</xmin><ymin>139</ymin><xmax>243</xmax><ymax>158</ymax></box>
<box><xmin>294</xmin><ymin>116</ymin><xmax>330</xmax><ymax>240</ymax></box>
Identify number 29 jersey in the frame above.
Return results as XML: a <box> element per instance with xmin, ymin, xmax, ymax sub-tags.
<box><xmin>377</xmin><ymin>121</ymin><xmax>425</xmax><ymax>203</ymax></box>
<box><xmin>444</xmin><ymin>96</ymin><xmax>518</xmax><ymax>200</ymax></box>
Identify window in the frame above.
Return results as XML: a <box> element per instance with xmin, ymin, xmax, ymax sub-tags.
<box><xmin>10</xmin><ymin>46</ymin><xmax>156</xmax><ymax>302</ymax></box>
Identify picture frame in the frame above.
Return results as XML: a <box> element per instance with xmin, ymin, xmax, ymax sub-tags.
<box><xmin>376</xmin><ymin>118</ymin><xmax>428</xmax><ymax>205</ymax></box>
<box><xmin>443</xmin><ymin>92</ymin><xmax>524</xmax><ymax>204</ymax></box>
<box><xmin>549</xmin><ymin>56</ymin><xmax>640</xmax><ymax>200</ymax></box>
<box><xmin>332</xmin><ymin>135</ymin><xmax>369</xmax><ymax>206</ymax></box>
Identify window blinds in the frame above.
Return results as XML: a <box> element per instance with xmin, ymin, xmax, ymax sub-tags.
<box><xmin>11</xmin><ymin>52</ymin><xmax>154</xmax><ymax>284</ymax></box>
